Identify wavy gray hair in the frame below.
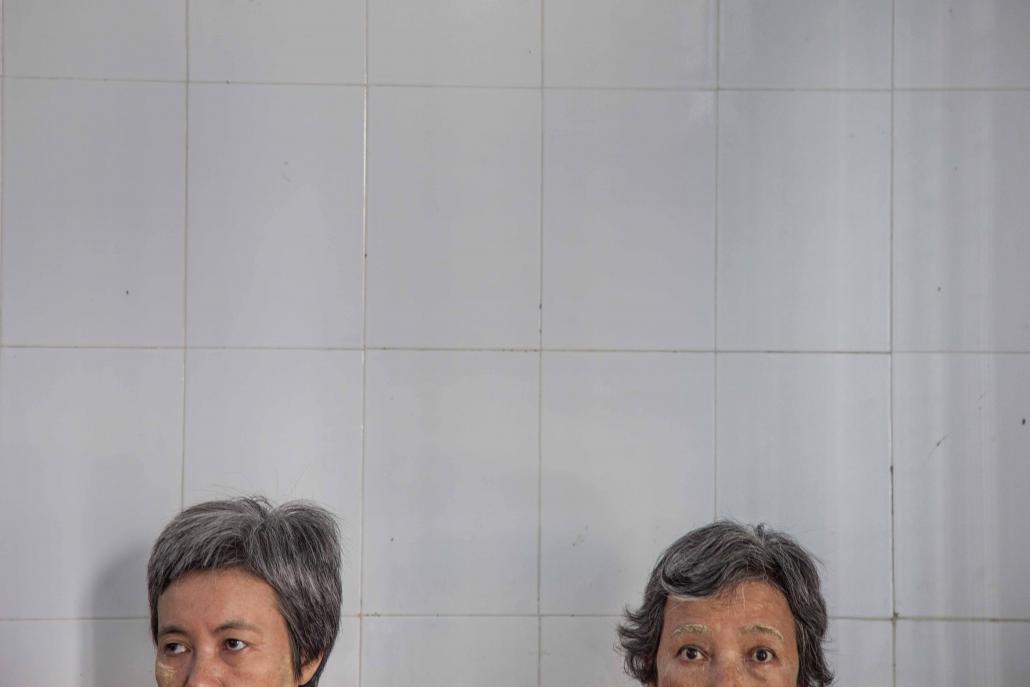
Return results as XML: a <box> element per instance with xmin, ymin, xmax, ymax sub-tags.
<box><xmin>617</xmin><ymin>520</ymin><xmax>833</xmax><ymax>686</ymax></box>
<box><xmin>147</xmin><ymin>497</ymin><xmax>342</xmax><ymax>687</ymax></box>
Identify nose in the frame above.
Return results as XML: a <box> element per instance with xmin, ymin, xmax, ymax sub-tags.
<box><xmin>710</xmin><ymin>657</ymin><xmax>746</xmax><ymax>687</ymax></box>
<box><xmin>184</xmin><ymin>651</ymin><xmax>225</xmax><ymax>687</ymax></box>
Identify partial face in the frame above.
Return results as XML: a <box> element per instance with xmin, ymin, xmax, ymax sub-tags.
<box><xmin>653</xmin><ymin>580</ymin><xmax>800</xmax><ymax>687</ymax></box>
<box><xmin>155</xmin><ymin>567</ymin><xmax>320</xmax><ymax>687</ymax></box>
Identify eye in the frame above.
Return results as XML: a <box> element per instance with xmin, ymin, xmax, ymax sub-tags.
<box><xmin>224</xmin><ymin>638</ymin><xmax>248</xmax><ymax>652</ymax></box>
<box><xmin>677</xmin><ymin>646</ymin><xmax>705</xmax><ymax>661</ymax></box>
<box><xmin>751</xmin><ymin>647</ymin><xmax>776</xmax><ymax>663</ymax></box>
<box><xmin>163</xmin><ymin>642</ymin><xmax>187</xmax><ymax>656</ymax></box>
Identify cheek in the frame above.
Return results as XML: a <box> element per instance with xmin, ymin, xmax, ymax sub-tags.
<box><xmin>278</xmin><ymin>653</ymin><xmax>297</xmax><ymax>682</ymax></box>
<box><xmin>236</xmin><ymin>649</ymin><xmax>297</xmax><ymax>687</ymax></box>
<box><xmin>154</xmin><ymin>658</ymin><xmax>176</xmax><ymax>686</ymax></box>
<box><xmin>654</xmin><ymin>654</ymin><xmax>693</xmax><ymax>687</ymax></box>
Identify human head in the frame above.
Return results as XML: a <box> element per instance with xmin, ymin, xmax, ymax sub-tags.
<box><xmin>147</xmin><ymin>496</ymin><xmax>342</xmax><ymax>686</ymax></box>
<box><xmin>617</xmin><ymin>520</ymin><xmax>832</xmax><ymax>686</ymax></box>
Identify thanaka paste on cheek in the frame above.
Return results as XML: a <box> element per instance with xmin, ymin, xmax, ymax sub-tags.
<box><xmin>154</xmin><ymin>659</ymin><xmax>175</xmax><ymax>686</ymax></box>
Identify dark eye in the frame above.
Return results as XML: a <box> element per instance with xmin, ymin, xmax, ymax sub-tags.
<box><xmin>224</xmin><ymin>638</ymin><xmax>248</xmax><ymax>652</ymax></box>
<box><xmin>752</xmin><ymin>647</ymin><xmax>775</xmax><ymax>663</ymax></box>
<box><xmin>677</xmin><ymin>646</ymin><xmax>705</xmax><ymax>661</ymax></box>
<box><xmin>163</xmin><ymin>642</ymin><xmax>187</xmax><ymax>656</ymax></box>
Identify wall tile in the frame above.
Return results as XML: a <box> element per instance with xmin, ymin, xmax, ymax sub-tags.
<box><xmin>720</xmin><ymin>0</ymin><xmax>892</xmax><ymax>88</ymax></box>
<box><xmin>543</xmin><ymin>91</ymin><xmax>715</xmax><ymax>350</ymax></box>
<box><xmin>363</xmin><ymin>351</ymin><xmax>538</xmax><ymax>614</ymax></box>
<box><xmin>183</xmin><ymin>349</ymin><xmax>363</xmax><ymax>614</ymax></box>
<box><xmin>896</xmin><ymin>620</ymin><xmax>1030</xmax><ymax>686</ymax></box>
<box><xmin>717</xmin><ymin>354</ymin><xmax>892</xmax><ymax>617</ymax></box>
<box><xmin>826</xmin><ymin>619</ymin><xmax>893</xmax><ymax>687</ymax></box>
<box><xmin>541</xmin><ymin>353</ymin><xmax>714</xmax><ymax>615</ymax></box>
<box><xmin>362</xmin><ymin>617</ymin><xmax>538</xmax><ymax>687</ymax></box>
<box><xmin>4</xmin><ymin>0</ymin><xmax>184</xmax><ymax>79</ymax></box>
<box><xmin>545</xmin><ymin>0</ymin><xmax>715</xmax><ymax>87</ymax></box>
<box><xmin>541</xmin><ymin>617</ymin><xmax>634</xmax><ymax>687</ymax></box>
<box><xmin>187</xmin><ymin>84</ymin><xmax>364</xmax><ymax>348</ymax></box>
<box><xmin>893</xmin><ymin>354</ymin><xmax>1030</xmax><ymax>618</ymax></box>
<box><xmin>366</xmin><ymin>88</ymin><xmax>540</xmax><ymax>349</ymax></box>
<box><xmin>894</xmin><ymin>92</ymin><xmax>1030</xmax><ymax>352</ymax></box>
<box><xmin>369</xmin><ymin>0</ymin><xmax>539</xmax><ymax>86</ymax></box>
<box><xmin>718</xmin><ymin>92</ymin><xmax>890</xmax><ymax>351</ymax></box>
<box><xmin>0</xmin><ymin>349</ymin><xmax>182</xmax><ymax>618</ymax></box>
<box><xmin>895</xmin><ymin>0</ymin><xmax>1030</xmax><ymax>88</ymax></box>
<box><xmin>2</xmin><ymin>79</ymin><xmax>184</xmax><ymax>347</ymax></box>
<box><xmin>0</xmin><ymin>619</ymin><xmax>154</xmax><ymax>685</ymax></box>
<box><xmin>189</xmin><ymin>0</ymin><xmax>364</xmax><ymax>83</ymax></box>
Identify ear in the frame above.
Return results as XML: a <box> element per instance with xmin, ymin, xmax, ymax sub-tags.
<box><xmin>299</xmin><ymin>653</ymin><xmax>323</xmax><ymax>685</ymax></box>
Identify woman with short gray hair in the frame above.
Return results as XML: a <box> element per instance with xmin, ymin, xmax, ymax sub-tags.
<box><xmin>618</xmin><ymin>521</ymin><xmax>833</xmax><ymax>686</ymax></box>
<box><xmin>147</xmin><ymin>496</ymin><xmax>342</xmax><ymax>687</ymax></box>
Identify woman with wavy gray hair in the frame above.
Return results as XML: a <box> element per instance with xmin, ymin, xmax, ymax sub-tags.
<box><xmin>618</xmin><ymin>521</ymin><xmax>833</xmax><ymax>687</ymax></box>
<box><xmin>147</xmin><ymin>496</ymin><xmax>342</xmax><ymax>687</ymax></box>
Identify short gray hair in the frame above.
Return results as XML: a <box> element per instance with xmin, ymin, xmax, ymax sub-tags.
<box><xmin>617</xmin><ymin>520</ymin><xmax>833</xmax><ymax>686</ymax></box>
<box><xmin>147</xmin><ymin>497</ymin><xmax>343</xmax><ymax>687</ymax></box>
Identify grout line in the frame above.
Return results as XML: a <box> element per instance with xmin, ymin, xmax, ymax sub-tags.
<box><xmin>536</xmin><ymin>4</ymin><xmax>545</xmax><ymax>685</ymax></box>
<box><xmin>4</xmin><ymin>73</ymin><xmax>1030</xmax><ymax>93</ymax></box>
<box><xmin>0</xmin><ymin>344</ymin><xmax>370</xmax><ymax>351</ymax></box>
<box><xmin>1</xmin><ymin>0</ymin><xmax>5</xmax><ymax>354</ymax></box>
<box><xmin>2</xmin><ymin>612</ymin><xmax>1026</xmax><ymax>623</ymax></box>
<box><xmin>1</xmin><ymin>95</ymin><xmax>5</xmax><ymax>357</ymax></box>
<box><xmin>893</xmin><ymin>615</ymin><xmax>1030</xmax><ymax>624</ymax></box>
<box><xmin>179</xmin><ymin>0</ymin><xmax>191</xmax><ymax>512</ymax></box>
<box><xmin>712</xmin><ymin>0</ymin><xmax>721</xmax><ymax>521</ymax></box>
<box><xmin>0</xmin><ymin>613</ymin><xmax>362</xmax><ymax>626</ymax></box>
<box><xmin>0</xmin><ymin>74</ymin><xmax>367</xmax><ymax>87</ymax></box>
<box><xmin>719</xmin><ymin>86</ymin><xmax>892</xmax><ymax>92</ymax></box>
<box><xmin>0</xmin><ymin>617</ymin><xmax>154</xmax><ymax>623</ymax></box>
<box><xmin>358</xmin><ymin>1</ymin><xmax>370</xmax><ymax>684</ymax></box>
<box><xmin>889</xmin><ymin>350</ymin><xmax>1030</xmax><ymax>356</ymax></box>
<box><xmin>354</xmin><ymin>613</ymin><xmax>656</xmax><ymax>619</ymax></box>
<box><xmin>3</xmin><ymin>343</ymin><xmax>1029</xmax><ymax>355</ymax></box>
<box><xmin>886</xmin><ymin>86</ymin><xmax>1030</xmax><ymax>92</ymax></box>
<box><xmin>373</xmin><ymin>83</ymin><xmax>711</xmax><ymax>92</ymax></box>
<box><xmin>889</xmin><ymin>3</ymin><xmax>897</xmax><ymax>685</ymax></box>
<box><xmin>2</xmin><ymin>74</ymin><xmax>188</xmax><ymax>84</ymax></box>
<box><xmin>191</xmin><ymin>79</ymin><xmax>366</xmax><ymax>89</ymax></box>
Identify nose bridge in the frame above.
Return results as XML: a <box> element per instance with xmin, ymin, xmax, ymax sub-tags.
<box><xmin>185</xmin><ymin>646</ymin><xmax>224</xmax><ymax>687</ymax></box>
<box><xmin>712</xmin><ymin>651</ymin><xmax>746</xmax><ymax>687</ymax></box>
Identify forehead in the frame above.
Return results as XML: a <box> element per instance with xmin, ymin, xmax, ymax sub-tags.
<box><xmin>662</xmin><ymin>579</ymin><xmax>797</xmax><ymax>638</ymax></box>
<box><xmin>157</xmin><ymin>567</ymin><xmax>283</xmax><ymax>629</ymax></box>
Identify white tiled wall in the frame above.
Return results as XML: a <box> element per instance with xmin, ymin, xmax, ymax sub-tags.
<box><xmin>2</xmin><ymin>2</ymin><xmax>1028</xmax><ymax>686</ymax></box>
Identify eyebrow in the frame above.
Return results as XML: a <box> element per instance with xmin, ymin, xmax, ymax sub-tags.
<box><xmin>741</xmin><ymin>624</ymin><xmax>784</xmax><ymax>641</ymax></box>
<box><xmin>214</xmin><ymin>620</ymin><xmax>262</xmax><ymax>634</ymax></box>
<box><xmin>157</xmin><ymin>620</ymin><xmax>262</xmax><ymax>637</ymax></box>
<box><xmin>671</xmin><ymin>623</ymin><xmax>708</xmax><ymax>636</ymax></box>
<box><xmin>157</xmin><ymin>625</ymin><xmax>187</xmax><ymax>638</ymax></box>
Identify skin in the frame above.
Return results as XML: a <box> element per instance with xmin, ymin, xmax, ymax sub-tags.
<box><xmin>154</xmin><ymin>567</ymin><xmax>321</xmax><ymax>687</ymax></box>
<box><xmin>653</xmin><ymin>580</ymin><xmax>800</xmax><ymax>687</ymax></box>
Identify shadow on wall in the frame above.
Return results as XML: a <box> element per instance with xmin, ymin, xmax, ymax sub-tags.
<box><xmin>86</xmin><ymin>543</ymin><xmax>155</xmax><ymax>686</ymax></box>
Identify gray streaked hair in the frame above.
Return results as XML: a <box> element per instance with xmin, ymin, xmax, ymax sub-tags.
<box><xmin>617</xmin><ymin>520</ymin><xmax>833</xmax><ymax>686</ymax></box>
<box><xmin>147</xmin><ymin>496</ymin><xmax>342</xmax><ymax>687</ymax></box>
